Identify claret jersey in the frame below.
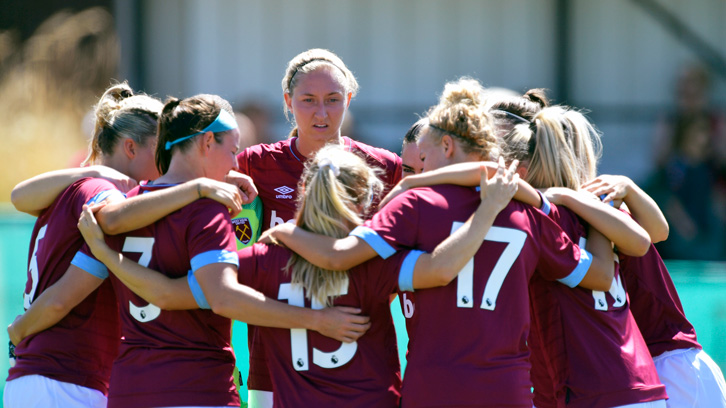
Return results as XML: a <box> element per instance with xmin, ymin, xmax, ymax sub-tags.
<box><xmin>236</xmin><ymin>243</ymin><xmax>407</xmax><ymax>407</ymax></box>
<box><xmin>74</xmin><ymin>183</ymin><xmax>240</xmax><ymax>408</ymax></box>
<box><xmin>237</xmin><ymin>135</ymin><xmax>402</xmax><ymax>392</ymax></box>
<box><xmin>528</xmin><ymin>204</ymin><xmax>667</xmax><ymax>408</ymax></box>
<box><xmin>351</xmin><ymin>184</ymin><xmax>592</xmax><ymax>408</ymax></box>
<box><xmin>8</xmin><ymin>178</ymin><xmax>122</xmax><ymax>395</ymax></box>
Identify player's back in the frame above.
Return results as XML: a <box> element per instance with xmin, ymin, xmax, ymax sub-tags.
<box><xmin>237</xmin><ymin>243</ymin><xmax>405</xmax><ymax>408</ymax></box>
<box><xmin>529</xmin><ymin>204</ymin><xmax>667</xmax><ymax>408</ymax></box>
<box><xmin>619</xmin><ymin>244</ymin><xmax>700</xmax><ymax>357</ymax></box>
<box><xmin>369</xmin><ymin>184</ymin><xmax>588</xmax><ymax>408</ymax></box>
<box><xmin>103</xmin><ymin>184</ymin><xmax>238</xmax><ymax>408</ymax></box>
<box><xmin>8</xmin><ymin>178</ymin><xmax>120</xmax><ymax>394</ymax></box>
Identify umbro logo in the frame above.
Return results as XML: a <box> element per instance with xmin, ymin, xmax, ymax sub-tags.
<box><xmin>274</xmin><ymin>186</ymin><xmax>295</xmax><ymax>195</ymax></box>
<box><xmin>274</xmin><ymin>185</ymin><xmax>294</xmax><ymax>199</ymax></box>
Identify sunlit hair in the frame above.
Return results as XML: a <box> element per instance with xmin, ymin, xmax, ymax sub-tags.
<box><xmin>155</xmin><ymin>94</ymin><xmax>234</xmax><ymax>175</ymax></box>
<box><xmin>489</xmin><ymin>88</ymin><xmax>549</xmax><ymax>138</ymax></box>
<box><xmin>83</xmin><ymin>81</ymin><xmax>163</xmax><ymax>166</ymax></box>
<box><xmin>403</xmin><ymin>117</ymin><xmax>428</xmax><ymax>145</ymax></box>
<box><xmin>425</xmin><ymin>77</ymin><xmax>499</xmax><ymax>160</ymax></box>
<box><xmin>501</xmin><ymin>106</ymin><xmax>602</xmax><ymax>189</ymax></box>
<box><xmin>286</xmin><ymin>145</ymin><xmax>383</xmax><ymax>307</ymax></box>
<box><xmin>281</xmin><ymin>48</ymin><xmax>359</xmax><ymax>137</ymax></box>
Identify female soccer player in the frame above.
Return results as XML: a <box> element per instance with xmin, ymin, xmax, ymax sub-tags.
<box><xmin>76</xmin><ymin>144</ymin><xmax>521</xmax><ymax>407</ymax></box>
<box><xmin>235</xmin><ymin>48</ymin><xmax>404</xmax><ymax>406</ymax></box>
<box><xmin>583</xmin><ymin>175</ymin><xmax>726</xmax><ymax>408</ymax></box>
<box><xmin>389</xmin><ymin>102</ymin><xmax>668</xmax><ymax>407</ymax></box>
<box><xmin>4</xmin><ymin>83</ymin><xmax>163</xmax><ymax>408</ymax></box>
<box><xmin>261</xmin><ymin>78</ymin><xmax>619</xmax><ymax>407</ymax></box>
<box><xmin>68</xmin><ymin>93</ymin><xmax>373</xmax><ymax>408</ymax></box>
<box><xmin>401</xmin><ymin>118</ymin><xmax>427</xmax><ymax>177</ymax></box>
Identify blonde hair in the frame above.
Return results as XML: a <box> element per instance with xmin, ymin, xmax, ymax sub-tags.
<box><xmin>83</xmin><ymin>82</ymin><xmax>163</xmax><ymax>165</ymax></box>
<box><xmin>286</xmin><ymin>145</ymin><xmax>383</xmax><ymax>306</ymax></box>
<box><xmin>281</xmin><ymin>49</ymin><xmax>359</xmax><ymax>135</ymax></box>
<box><xmin>502</xmin><ymin>106</ymin><xmax>602</xmax><ymax>189</ymax></box>
<box><xmin>425</xmin><ymin>77</ymin><xmax>499</xmax><ymax>161</ymax></box>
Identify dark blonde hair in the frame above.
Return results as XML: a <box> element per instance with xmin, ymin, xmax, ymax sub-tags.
<box><xmin>281</xmin><ymin>49</ymin><xmax>359</xmax><ymax>137</ymax></box>
<box><xmin>83</xmin><ymin>82</ymin><xmax>162</xmax><ymax>166</ymax></box>
<box><xmin>502</xmin><ymin>106</ymin><xmax>602</xmax><ymax>190</ymax></box>
<box><xmin>286</xmin><ymin>145</ymin><xmax>383</xmax><ymax>306</ymax></box>
<box><xmin>155</xmin><ymin>94</ymin><xmax>234</xmax><ymax>175</ymax></box>
<box><xmin>425</xmin><ymin>77</ymin><xmax>499</xmax><ymax>161</ymax></box>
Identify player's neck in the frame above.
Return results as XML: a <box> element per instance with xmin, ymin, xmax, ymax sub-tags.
<box><xmin>155</xmin><ymin>155</ymin><xmax>205</xmax><ymax>185</ymax></box>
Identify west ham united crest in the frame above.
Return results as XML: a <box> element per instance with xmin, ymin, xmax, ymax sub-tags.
<box><xmin>232</xmin><ymin>217</ymin><xmax>252</xmax><ymax>245</ymax></box>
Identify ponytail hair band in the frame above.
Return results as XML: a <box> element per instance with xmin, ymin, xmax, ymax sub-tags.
<box><xmin>318</xmin><ymin>157</ymin><xmax>341</xmax><ymax>177</ymax></box>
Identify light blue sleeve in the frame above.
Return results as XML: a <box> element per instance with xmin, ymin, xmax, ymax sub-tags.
<box><xmin>538</xmin><ymin>191</ymin><xmax>552</xmax><ymax>215</ymax></box>
<box><xmin>349</xmin><ymin>226</ymin><xmax>397</xmax><ymax>259</ymax></box>
<box><xmin>71</xmin><ymin>251</ymin><xmax>109</xmax><ymax>279</ymax></box>
<box><xmin>398</xmin><ymin>250</ymin><xmax>425</xmax><ymax>292</ymax></box>
<box><xmin>187</xmin><ymin>270</ymin><xmax>211</xmax><ymax>309</ymax></box>
<box><xmin>190</xmin><ymin>250</ymin><xmax>239</xmax><ymax>271</ymax></box>
<box><xmin>557</xmin><ymin>248</ymin><xmax>593</xmax><ymax>288</ymax></box>
<box><xmin>85</xmin><ymin>189</ymin><xmax>126</xmax><ymax>206</ymax></box>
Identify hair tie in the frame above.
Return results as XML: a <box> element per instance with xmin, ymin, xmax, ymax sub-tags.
<box><xmin>492</xmin><ymin>109</ymin><xmax>529</xmax><ymax>124</ymax></box>
<box><xmin>318</xmin><ymin>157</ymin><xmax>341</xmax><ymax>177</ymax></box>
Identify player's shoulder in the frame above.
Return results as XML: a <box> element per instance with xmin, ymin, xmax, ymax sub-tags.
<box><xmin>347</xmin><ymin>138</ymin><xmax>401</xmax><ymax>167</ymax></box>
<box><xmin>239</xmin><ymin>138</ymin><xmax>292</xmax><ymax>160</ymax></box>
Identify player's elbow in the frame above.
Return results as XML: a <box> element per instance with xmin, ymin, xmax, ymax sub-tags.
<box><xmin>207</xmin><ymin>296</ymin><xmax>235</xmax><ymax>318</ymax></box>
<box><xmin>650</xmin><ymin>224</ymin><xmax>669</xmax><ymax>244</ymax></box>
<box><xmin>10</xmin><ymin>189</ymin><xmax>40</xmax><ymax>216</ymax></box>
<box><xmin>618</xmin><ymin>235</ymin><xmax>651</xmax><ymax>257</ymax></box>
<box><xmin>46</xmin><ymin>297</ymin><xmax>74</xmax><ymax>316</ymax></box>
<box><xmin>97</xmin><ymin>212</ymin><xmax>124</xmax><ymax>235</ymax></box>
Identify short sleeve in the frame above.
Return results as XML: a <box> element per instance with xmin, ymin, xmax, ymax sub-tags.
<box><xmin>186</xmin><ymin>201</ymin><xmax>239</xmax><ymax>271</ymax></box>
<box><xmin>533</xmin><ymin>210</ymin><xmax>591</xmax><ymax>285</ymax></box>
<box><xmin>71</xmin><ymin>244</ymin><xmax>109</xmax><ymax>279</ymax></box>
<box><xmin>353</xmin><ymin>191</ymin><xmax>421</xmax><ymax>256</ymax></box>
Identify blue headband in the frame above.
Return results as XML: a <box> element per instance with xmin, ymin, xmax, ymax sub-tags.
<box><xmin>164</xmin><ymin>109</ymin><xmax>238</xmax><ymax>150</ymax></box>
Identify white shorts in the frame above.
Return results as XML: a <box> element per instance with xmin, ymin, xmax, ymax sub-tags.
<box><xmin>653</xmin><ymin>347</ymin><xmax>726</xmax><ymax>408</ymax></box>
<box><xmin>3</xmin><ymin>374</ymin><xmax>107</xmax><ymax>408</ymax></box>
<box><xmin>248</xmin><ymin>390</ymin><xmax>273</xmax><ymax>408</ymax></box>
<box><xmin>612</xmin><ymin>400</ymin><xmax>667</xmax><ymax>408</ymax></box>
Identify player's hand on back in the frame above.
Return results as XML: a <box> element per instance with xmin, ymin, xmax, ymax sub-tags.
<box><xmin>78</xmin><ymin>204</ymin><xmax>113</xmax><ymax>261</ymax></box>
<box><xmin>581</xmin><ymin>174</ymin><xmax>630</xmax><ymax>209</ymax></box>
<box><xmin>224</xmin><ymin>170</ymin><xmax>258</xmax><ymax>204</ymax></box>
<box><xmin>316</xmin><ymin>306</ymin><xmax>371</xmax><ymax>343</ymax></box>
<box><xmin>196</xmin><ymin>178</ymin><xmax>244</xmax><ymax>214</ymax></box>
<box><xmin>92</xmin><ymin>165</ymin><xmax>138</xmax><ymax>193</ymax></box>
<box><xmin>258</xmin><ymin>223</ymin><xmax>295</xmax><ymax>247</ymax></box>
<box><xmin>480</xmin><ymin>157</ymin><xmax>519</xmax><ymax>212</ymax></box>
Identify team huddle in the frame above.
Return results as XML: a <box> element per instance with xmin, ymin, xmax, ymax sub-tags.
<box><xmin>5</xmin><ymin>48</ymin><xmax>726</xmax><ymax>408</ymax></box>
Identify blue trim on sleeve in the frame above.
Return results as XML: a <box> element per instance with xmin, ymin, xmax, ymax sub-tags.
<box><xmin>599</xmin><ymin>194</ymin><xmax>615</xmax><ymax>207</ymax></box>
<box><xmin>71</xmin><ymin>251</ymin><xmax>109</xmax><ymax>279</ymax></box>
<box><xmin>85</xmin><ymin>189</ymin><xmax>125</xmax><ymax>206</ymax></box>
<box><xmin>538</xmin><ymin>191</ymin><xmax>552</xmax><ymax>215</ymax></box>
<box><xmin>190</xmin><ymin>250</ymin><xmax>239</xmax><ymax>272</ymax></box>
<box><xmin>398</xmin><ymin>250</ymin><xmax>424</xmax><ymax>292</ymax></box>
<box><xmin>349</xmin><ymin>226</ymin><xmax>397</xmax><ymax>259</ymax></box>
<box><xmin>187</xmin><ymin>270</ymin><xmax>211</xmax><ymax>309</ymax></box>
<box><xmin>557</xmin><ymin>248</ymin><xmax>593</xmax><ymax>288</ymax></box>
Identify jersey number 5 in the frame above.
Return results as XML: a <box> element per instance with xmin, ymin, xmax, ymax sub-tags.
<box><xmin>452</xmin><ymin>223</ymin><xmax>526</xmax><ymax>311</ymax></box>
<box><xmin>123</xmin><ymin>237</ymin><xmax>162</xmax><ymax>322</ymax></box>
<box><xmin>278</xmin><ymin>283</ymin><xmax>357</xmax><ymax>371</ymax></box>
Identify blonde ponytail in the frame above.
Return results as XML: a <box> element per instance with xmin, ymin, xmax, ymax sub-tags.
<box><xmin>286</xmin><ymin>145</ymin><xmax>382</xmax><ymax>306</ymax></box>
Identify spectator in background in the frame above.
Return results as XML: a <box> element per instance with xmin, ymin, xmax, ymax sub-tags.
<box><xmin>648</xmin><ymin>63</ymin><xmax>726</xmax><ymax>260</ymax></box>
<box><xmin>238</xmin><ymin>100</ymin><xmax>275</xmax><ymax>144</ymax></box>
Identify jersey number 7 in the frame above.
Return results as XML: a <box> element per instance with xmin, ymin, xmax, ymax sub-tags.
<box><xmin>452</xmin><ymin>223</ymin><xmax>526</xmax><ymax>311</ymax></box>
